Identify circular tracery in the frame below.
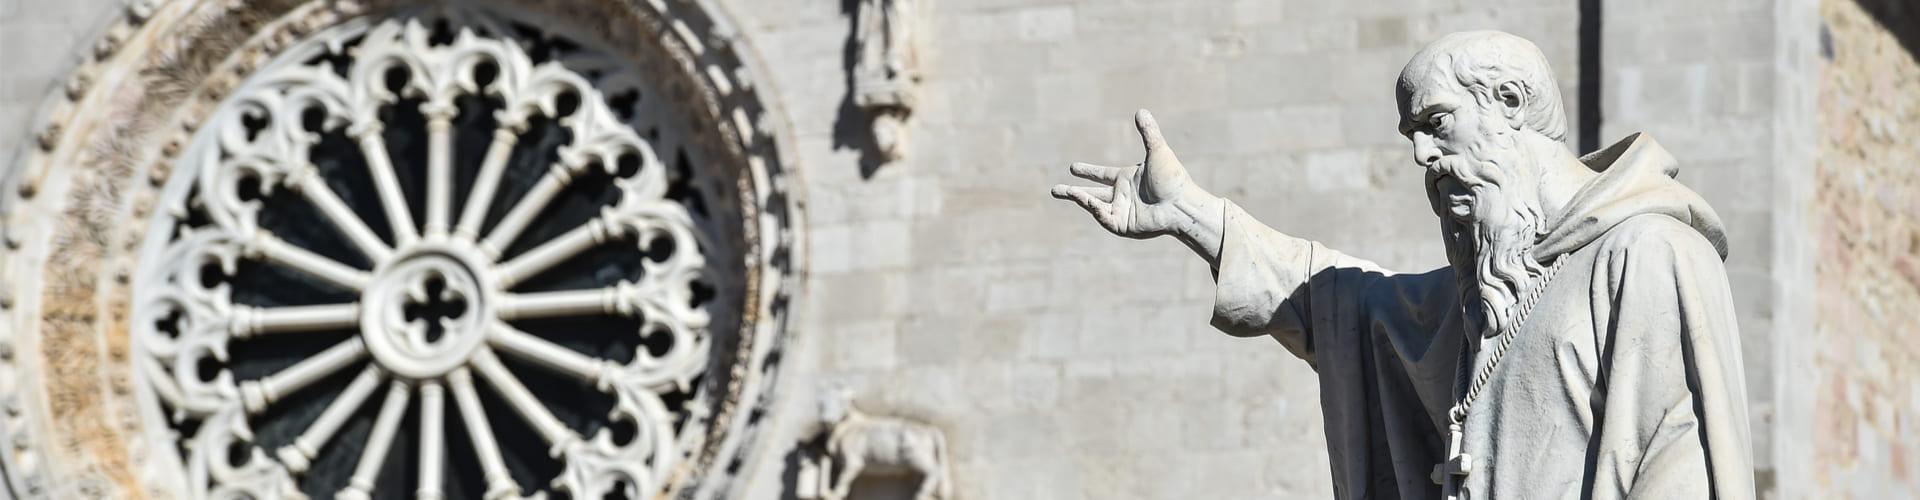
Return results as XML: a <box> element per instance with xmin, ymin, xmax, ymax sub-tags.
<box><xmin>357</xmin><ymin>244</ymin><xmax>491</xmax><ymax>380</ymax></box>
<box><xmin>122</xmin><ymin>7</ymin><xmax>765</xmax><ymax>499</ymax></box>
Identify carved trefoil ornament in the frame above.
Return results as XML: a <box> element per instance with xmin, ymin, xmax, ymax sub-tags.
<box><xmin>853</xmin><ymin>0</ymin><xmax>925</xmax><ymax>162</ymax></box>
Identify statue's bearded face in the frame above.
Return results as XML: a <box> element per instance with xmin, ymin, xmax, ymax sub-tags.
<box><xmin>1398</xmin><ymin>69</ymin><xmax>1550</xmax><ymax>337</ymax></box>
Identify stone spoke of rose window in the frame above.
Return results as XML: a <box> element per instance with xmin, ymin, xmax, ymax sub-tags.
<box><xmin>244</xmin><ymin>229</ymin><xmax>374</xmax><ymax>291</ymax></box>
<box><xmin>237</xmin><ymin>337</ymin><xmax>369</xmax><ymax>414</ymax></box>
<box><xmin>347</xmin><ymin>124</ymin><xmax>421</xmax><ymax>247</ymax></box>
<box><xmin>417</xmin><ymin>379</ymin><xmax>448</xmax><ymax>499</ymax></box>
<box><xmin>470</xmin><ymin>348</ymin><xmax>583</xmax><ymax>454</ymax></box>
<box><xmin>490</xmin><ymin>197</ymin><xmax>683</xmax><ymax>290</ymax></box>
<box><xmin>453</xmin><ymin>120</ymin><xmax>528</xmax><ymax>242</ymax></box>
<box><xmin>275</xmin><ymin>365</ymin><xmax>387</xmax><ymax>474</ymax></box>
<box><xmin>448</xmin><ymin>367</ymin><xmax>523</xmax><ymax>499</ymax></box>
<box><xmin>495</xmin><ymin>279</ymin><xmax>672</xmax><ymax>321</ymax></box>
<box><xmin>453</xmin><ymin>49</ymin><xmax>590</xmax><ymax>243</ymax></box>
<box><xmin>479</xmin><ymin>86</ymin><xmax>648</xmax><ymax>258</ymax></box>
<box><xmin>485</xmin><ymin>322</ymin><xmax>611</xmax><ymax>384</ymax></box>
<box><xmin>277</xmin><ymin>162</ymin><xmax>395</xmax><ymax>262</ymax></box>
<box><xmin>229</xmin><ymin>303</ymin><xmax>361</xmax><ymax>338</ymax></box>
<box><xmin>337</xmin><ymin>380</ymin><xmax>413</xmax><ymax>500</ymax></box>
<box><xmin>479</xmin><ymin>157</ymin><xmax>599</xmax><ymax>258</ymax></box>
<box><xmin>422</xmin><ymin>106</ymin><xmax>457</xmax><ymax>238</ymax></box>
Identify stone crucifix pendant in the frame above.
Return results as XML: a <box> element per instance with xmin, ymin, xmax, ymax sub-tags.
<box><xmin>1431</xmin><ymin>423</ymin><xmax>1472</xmax><ymax>500</ymax></box>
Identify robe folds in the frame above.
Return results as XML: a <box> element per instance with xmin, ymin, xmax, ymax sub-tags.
<box><xmin>1210</xmin><ymin>134</ymin><xmax>1753</xmax><ymax>499</ymax></box>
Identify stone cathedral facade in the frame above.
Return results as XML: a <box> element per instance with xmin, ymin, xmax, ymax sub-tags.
<box><xmin>0</xmin><ymin>0</ymin><xmax>1910</xmax><ymax>498</ymax></box>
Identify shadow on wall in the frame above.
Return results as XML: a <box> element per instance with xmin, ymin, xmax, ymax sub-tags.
<box><xmin>779</xmin><ymin>435</ymin><xmax>823</xmax><ymax>500</ymax></box>
<box><xmin>834</xmin><ymin>0</ymin><xmax>890</xmax><ymax>179</ymax></box>
<box><xmin>778</xmin><ymin>439</ymin><xmax>930</xmax><ymax>500</ymax></box>
<box><xmin>1852</xmin><ymin>0</ymin><xmax>1920</xmax><ymax>59</ymax></box>
<box><xmin>842</xmin><ymin>477</ymin><xmax>924</xmax><ymax>499</ymax></box>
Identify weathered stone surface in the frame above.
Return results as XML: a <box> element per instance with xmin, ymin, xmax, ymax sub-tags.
<box><xmin>0</xmin><ymin>0</ymin><xmax>1905</xmax><ymax>498</ymax></box>
<box><xmin>1811</xmin><ymin>0</ymin><xmax>1920</xmax><ymax>497</ymax></box>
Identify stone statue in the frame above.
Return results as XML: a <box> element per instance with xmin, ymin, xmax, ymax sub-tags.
<box><xmin>1051</xmin><ymin>31</ymin><xmax>1753</xmax><ymax>499</ymax></box>
<box><xmin>811</xmin><ymin>388</ymin><xmax>952</xmax><ymax>500</ymax></box>
<box><xmin>853</xmin><ymin>0</ymin><xmax>923</xmax><ymax>161</ymax></box>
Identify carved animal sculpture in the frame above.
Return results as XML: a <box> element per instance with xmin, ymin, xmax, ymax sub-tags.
<box><xmin>817</xmin><ymin>390</ymin><xmax>951</xmax><ymax>500</ymax></box>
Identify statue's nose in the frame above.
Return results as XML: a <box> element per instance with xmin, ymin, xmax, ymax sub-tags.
<box><xmin>1413</xmin><ymin>132</ymin><xmax>1442</xmax><ymax>168</ymax></box>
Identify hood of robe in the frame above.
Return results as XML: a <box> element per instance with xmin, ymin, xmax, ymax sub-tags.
<box><xmin>1532</xmin><ymin>133</ymin><xmax>1730</xmax><ymax>262</ymax></box>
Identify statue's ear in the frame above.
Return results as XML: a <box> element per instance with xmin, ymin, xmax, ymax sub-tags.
<box><xmin>1496</xmin><ymin>81</ymin><xmax>1527</xmax><ymax>126</ymax></box>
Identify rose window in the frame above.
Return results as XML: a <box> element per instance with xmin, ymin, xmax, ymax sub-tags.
<box><xmin>130</xmin><ymin>10</ymin><xmax>754</xmax><ymax>499</ymax></box>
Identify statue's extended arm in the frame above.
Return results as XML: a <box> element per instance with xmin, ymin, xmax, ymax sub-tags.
<box><xmin>1053</xmin><ymin>111</ymin><xmax>1387</xmax><ymax>362</ymax></box>
<box><xmin>1207</xmin><ymin>201</ymin><xmax>1389</xmax><ymax>361</ymax></box>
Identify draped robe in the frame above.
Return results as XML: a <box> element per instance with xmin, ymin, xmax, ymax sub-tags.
<box><xmin>1210</xmin><ymin>134</ymin><xmax>1754</xmax><ymax>499</ymax></box>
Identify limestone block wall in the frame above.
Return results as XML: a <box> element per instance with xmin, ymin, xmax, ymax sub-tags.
<box><xmin>0</xmin><ymin>0</ymin><xmax>120</xmax><ymax>169</ymax></box>
<box><xmin>1809</xmin><ymin>0</ymin><xmax>1920</xmax><ymax>497</ymax></box>
<box><xmin>0</xmin><ymin>0</ymin><xmax>1899</xmax><ymax>498</ymax></box>
<box><xmin>731</xmin><ymin>0</ymin><xmax>1577</xmax><ymax>498</ymax></box>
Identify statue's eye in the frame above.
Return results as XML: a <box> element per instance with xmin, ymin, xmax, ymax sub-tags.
<box><xmin>1429</xmin><ymin>113</ymin><xmax>1451</xmax><ymax>129</ymax></box>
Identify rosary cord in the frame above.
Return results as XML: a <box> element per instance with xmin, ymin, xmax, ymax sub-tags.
<box><xmin>1447</xmin><ymin>256</ymin><xmax>1570</xmax><ymax>425</ymax></box>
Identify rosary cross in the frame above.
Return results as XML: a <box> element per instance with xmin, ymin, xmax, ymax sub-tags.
<box><xmin>1430</xmin><ymin>423</ymin><xmax>1472</xmax><ymax>500</ymax></box>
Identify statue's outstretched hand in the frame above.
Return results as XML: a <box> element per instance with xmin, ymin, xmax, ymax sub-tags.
<box><xmin>1052</xmin><ymin>110</ymin><xmax>1221</xmax><ymax>248</ymax></box>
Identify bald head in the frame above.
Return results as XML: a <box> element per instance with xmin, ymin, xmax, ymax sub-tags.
<box><xmin>1397</xmin><ymin>31</ymin><xmax>1567</xmax><ymax>143</ymax></box>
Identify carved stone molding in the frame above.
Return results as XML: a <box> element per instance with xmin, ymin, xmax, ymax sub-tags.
<box><xmin>0</xmin><ymin>1</ymin><xmax>805</xmax><ymax>498</ymax></box>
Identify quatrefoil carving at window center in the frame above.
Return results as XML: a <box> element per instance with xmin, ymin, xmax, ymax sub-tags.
<box><xmin>400</xmin><ymin>271</ymin><xmax>469</xmax><ymax>348</ymax></box>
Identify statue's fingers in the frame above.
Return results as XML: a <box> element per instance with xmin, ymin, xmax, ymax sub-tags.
<box><xmin>1135</xmin><ymin>109</ymin><xmax>1169</xmax><ymax>153</ymax></box>
<box><xmin>1051</xmin><ymin>184</ymin><xmax>1114</xmax><ymax>204</ymax></box>
<box><xmin>1051</xmin><ymin>185</ymin><xmax>1118</xmax><ymax>223</ymax></box>
<box><xmin>1069</xmin><ymin>162</ymin><xmax>1122</xmax><ymax>185</ymax></box>
<box><xmin>1077</xmin><ymin>185</ymin><xmax>1115</xmax><ymax>203</ymax></box>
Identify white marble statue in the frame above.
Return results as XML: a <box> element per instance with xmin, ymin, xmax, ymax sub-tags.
<box><xmin>1051</xmin><ymin>31</ymin><xmax>1753</xmax><ymax>499</ymax></box>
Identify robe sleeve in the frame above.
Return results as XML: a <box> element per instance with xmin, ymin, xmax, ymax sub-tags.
<box><xmin>1208</xmin><ymin>201</ymin><xmax>1465</xmax><ymax>500</ymax></box>
<box><xmin>1588</xmin><ymin>214</ymin><xmax>1754</xmax><ymax>500</ymax></box>
<box><xmin>1209</xmin><ymin>200</ymin><xmax>1387</xmax><ymax>364</ymax></box>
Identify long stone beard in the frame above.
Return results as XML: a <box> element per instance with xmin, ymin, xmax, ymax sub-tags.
<box><xmin>1437</xmin><ymin>145</ymin><xmax>1550</xmax><ymax>337</ymax></box>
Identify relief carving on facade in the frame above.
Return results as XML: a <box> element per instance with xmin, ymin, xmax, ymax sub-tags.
<box><xmin>852</xmin><ymin>0</ymin><xmax>924</xmax><ymax>163</ymax></box>
<box><xmin>797</xmin><ymin>388</ymin><xmax>951</xmax><ymax>500</ymax></box>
